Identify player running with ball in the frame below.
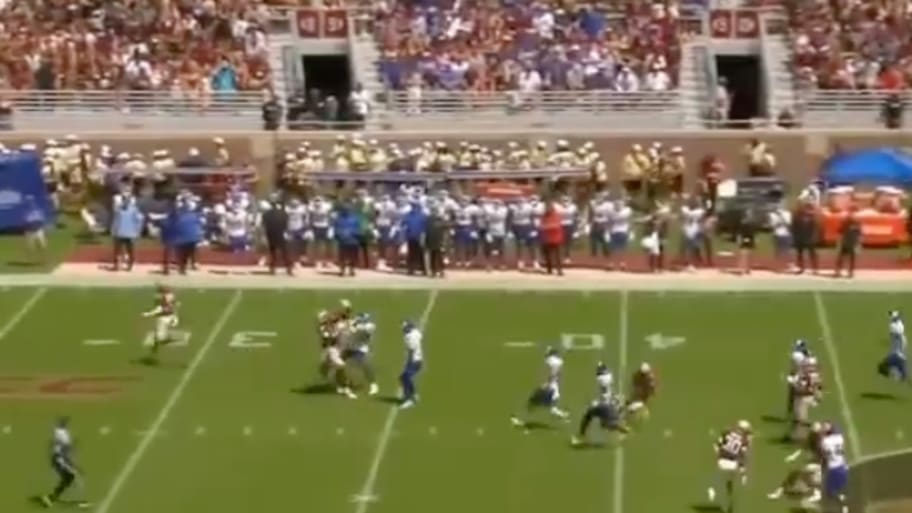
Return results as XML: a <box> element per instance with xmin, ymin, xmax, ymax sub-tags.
<box><xmin>707</xmin><ymin>420</ymin><xmax>752</xmax><ymax>513</ymax></box>
<box><xmin>141</xmin><ymin>285</ymin><xmax>179</xmax><ymax>363</ymax></box>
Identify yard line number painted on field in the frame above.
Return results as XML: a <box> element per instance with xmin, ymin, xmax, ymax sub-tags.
<box><xmin>83</xmin><ymin>331</ymin><xmax>277</xmax><ymax>349</ymax></box>
<box><xmin>503</xmin><ymin>332</ymin><xmax>685</xmax><ymax>351</ymax></box>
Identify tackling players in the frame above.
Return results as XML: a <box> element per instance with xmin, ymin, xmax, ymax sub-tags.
<box><xmin>510</xmin><ymin>346</ymin><xmax>569</xmax><ymax>428</ymax></box>
<box><xmin>344</xmin><ymin>313</ymin><xmax>379</xmax><ymax>396</ymax></box>
<box><xmin>571</xmin><ymin>363</ymin><xmax>628</xmax><ymax>446</ymax></box>
<box><xmin>141</xmin><ymin>285</ymin><xmax>179</xmax><ymax>363</ymax></box>
<box><xmin>707</xmin><ymin>420</ymin><xmax>752</xmax><ymax>513</ymax></box>
<box><xmin>316</xmin><ymin>309</ymin><xmax>357</xmax><ymax>399</ymax></box>
<box><xmin>786</xmin><ymin>356</ymin><xmax>822</xmax><ymax>443</ymax></box>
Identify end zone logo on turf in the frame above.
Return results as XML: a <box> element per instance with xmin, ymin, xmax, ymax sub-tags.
<box><xmin>0</xmin><ymin>376</ymin><xmax>139</xmax><ymax>399</ymax></box>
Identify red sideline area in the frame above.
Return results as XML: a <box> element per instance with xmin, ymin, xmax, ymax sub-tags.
<box><xmin>66</xmin><ymin>245</ymin><xmax>912</xmax><ymax>272</ymax></box>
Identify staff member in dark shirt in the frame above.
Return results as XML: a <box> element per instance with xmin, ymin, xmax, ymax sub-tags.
<box><xmin>736</xmin><ymin>208</ymin><xmax>757</xmax><ymax>275</ymax></box>
<box><xmin>262</xmin><ymin>199</ymin><xmax>293</xmax><ymax>275</ymax></box>
<box><xmin>835</xmin><ymin>210</ymin><xmax>861</xmax><ymax>278</ymax></box>
<box><xmin>791</xmin><ymin>205</ymin><xmax>819</xmax><ymax>274</ymax></box>
<box><xmin>425</xmin><ymin>209</ymin><xmax>448</xmax><ymax>278</ymax></box>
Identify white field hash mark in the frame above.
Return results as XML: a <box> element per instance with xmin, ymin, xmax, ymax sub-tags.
<box><xmin>812</xmin><ymin>291</ymin><xmax>863</xmax><ymax>461</ymax></box>
<box><xmin>351</xmin><ymin>289</ymin><xmax>439</xmax><ymax>510</ymax></box>
<box><xmin>95</xmin><ymin>289</ymin><xmax>243</xmax><ymax>513</ymax></box>
<box><xmin>613</xmin><ymin>290</ymin><xmax>629</xmax><ymax>513</ymax></box>
<box><xmin>0</xmin><ymin>287</ymin><xmax>47</xmax><ymax>340</ymax></box>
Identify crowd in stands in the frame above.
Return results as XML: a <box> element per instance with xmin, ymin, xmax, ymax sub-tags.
<box><xmin>790</xmin><ymin>0</ymin><xmax>912</xmax><ymax>91</ymax></box>
<box><xmin>374</xmin><ymin>0</ymin><xmax>691</xmax><ymax>93</ymax></box>
<box><xmin>0</xmin><ymin>0</ymin><xmax>273</xmax><ymax>98</ymax></box>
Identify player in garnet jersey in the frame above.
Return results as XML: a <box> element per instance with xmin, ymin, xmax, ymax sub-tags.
<box><xmin>708</xmin><ymin>420</ymin><xmax>752</xmax><ymax>513</ymax></box>
<box><xmin>142</xmin><ymin>285</ymin><xmax>180</xmax><ymax>362</ymax></box>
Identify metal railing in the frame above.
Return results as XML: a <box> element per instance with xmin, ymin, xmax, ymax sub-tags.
<box><xmin>1</xmin><ymin>89</ymin><xmax>265</xmax><ymax>115</ymax></box>
<box><xmin>798</xmin><ymin>89</ymin><xmax>905</xmax><ymax>112</ymax></box>
<box><xmin>382</xmin><ymin>90</ymin><xmax>684</xmax><ymax>115</ymax></box>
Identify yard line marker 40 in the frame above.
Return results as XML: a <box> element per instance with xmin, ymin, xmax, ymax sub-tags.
<box><xmin>0</xmin><ymin>287</ymin><xmax>47</xmax><ymax>340</ymax></box>
<box><xmin>95</xmin><ymin>289</ymin><xmax>243</xmax><ymax>513</ymax></box>
<box><xmin>812</xmin><ymin>292</ymin><xmax>863</xmax><ymax>460</ymax></box>
<box><xmin>351</xmin><ymin>289</ymin><xmax>439</xmax><ymax>511</ymax></box>
<box><xmin>613</xmin><ymin>290</ymin><xmax>629</xmax><ymax>513</ymax></box>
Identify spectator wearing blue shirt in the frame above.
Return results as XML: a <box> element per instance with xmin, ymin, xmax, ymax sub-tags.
<box><xmin>333</xmin><ymin>203</ymin><xmax>361</xmax><ymax>277</ymax></box>
<box><xmin>168</xmin><ymin>196</ymin><xmax>203</xmax><ymax>275</ymax></box>
<box><xmin>401</xmin><ymin>202</ymin><xmax>428</xmax><ymax>276</ymax></box>
<box><xmin>110</xmin><ymin>195</ymin><xmax>143</xmax><ymax>271</ymax></box>
<box><xmin>212</xmin><ymin>58</ymin><xmax>239</xmax><ymax>101</ymax></box>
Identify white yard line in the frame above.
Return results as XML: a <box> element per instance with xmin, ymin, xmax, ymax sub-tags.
<box><xmin>95</xmin><ymin>289</ymin><xmax>243</xmax><ymax>513</ymax></box>
<box><xmin>352</xmin><ymin>289</ymin><xmax>439</xmax><ymax>512</ymax></box>
<box><xmin>0</xmin><ymin>287</ymin><xmax>46</xmax><ymax>340</ymax></box>
<box><xmin>613</xmin><ymin>290</ymin><xmax>629</xmax><ymax>513</ymax></box>
<box><xmin>812</xmin><ymin>291</ymin><xmax>863</xmax><ymax>460</ymax></box>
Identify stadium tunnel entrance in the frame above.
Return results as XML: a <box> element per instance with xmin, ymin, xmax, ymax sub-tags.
<box><xmin>715</xmin><ymin>55</ymin><xmax>762</xmax><ymax>128</ymax></box>
<box><xmin>302</xmin><ymin>55</ymin><xmax>352</xmax><ymax>120</ymax></box>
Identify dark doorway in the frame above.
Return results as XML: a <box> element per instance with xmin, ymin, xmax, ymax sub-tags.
<box><xmin>301</xmin><ymin>55</ymin><xmax>352</xmax><ymax>121</ymax></box>
<box><xmin>715</xmin><ymin>55</ymin><xmax>762</xmax><ymax>128</ymax></box>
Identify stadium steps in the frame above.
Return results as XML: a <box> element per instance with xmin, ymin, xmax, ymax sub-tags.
<box><xmin>267</xmin><ymin>33</ymin><xmax>296</xmax><ymax>103</ymax></box>
<box><xmin>763</xmin><ymin>33</ymin><xmax>798</xmax><ymax>121</ymax></box>
<box><xmin>679</xmin><ymin>40</ymin><xmax>712</xmax><ymax>129</ymax></box>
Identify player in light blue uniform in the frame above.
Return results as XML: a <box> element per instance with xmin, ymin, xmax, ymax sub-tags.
<box><xmin>877</xmin><ymin>310</ymin><xmax>907</xmax><ymax>382</ymax></box>
<box><xmin>510</xmin><ymin>346</ymin><xmax>569</xmax><ymax>427</ymax></box>
<box><xmin>41</xmin><ymin>417</ymin><xmax>88</xmax><ymax>508</ymax></box>
<box><xmin>821</xmin><ymin>424</ymin><xmax>849</xmax><ymax>513</ymax></box>
<box><xmin>344</xmin><ymin>313</ymin><xmax>379</xmax><ymax>396</ymax></box>
<box><xmin>571</xmin><ymin>363</ymin><xmax>628</xmax><ymax>446</ymax></box>
<box><xmin>399</xmin><ymin>321</ymin><xmax>423</xmax><ymax>409</ymax></box>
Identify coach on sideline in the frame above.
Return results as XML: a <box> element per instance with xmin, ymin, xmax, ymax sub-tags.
<box><xmin>262</xmin><ymin>199</ymin><xmax>293</xmax><ymax>276</ymax></box>
<box><xmin>402</xmin><ymin>202</ymin><xmax>428</xmax><ymax>276</ymax></box>
<box><xmin>540</xmin><ymin>202</ymin><xmax>564</xmax><ymax>276</ymax></box>
<box><xmin>111</xmin><ymin>195</ymin><xmax>143</xmax><ymax>271</ymax></box>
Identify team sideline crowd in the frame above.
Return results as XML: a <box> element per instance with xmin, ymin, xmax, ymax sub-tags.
<box><xmin>36</xmin><ymin>287</ymin><xmax>912</xmax><ymax>512</ymax></box>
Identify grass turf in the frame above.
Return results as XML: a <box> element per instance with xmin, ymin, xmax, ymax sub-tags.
<box><xmin>0</xmin><ymin>288</ymin><xmax>909</xmax><ymax>513</ymax></box>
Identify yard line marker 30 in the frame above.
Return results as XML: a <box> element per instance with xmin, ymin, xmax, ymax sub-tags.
<box><xmin>351</xmin><ymin>289</ymin><xmax>439</xmax><ymax>511</ymax></box>
<box><xmin>613</xmin><ymin>290</ymin><xmax>629</xmax><ymax>513</ymax></box>
<box><xmin>95</xmin><ymin>289</ymin><xmax>243</xmax><ymax>513</ymax></box>
<box><xmin>812</xmin><ymin>292</ymin><xmax>863</xmax><ymax>460</ymax></box>
<box><xmin>0</xmin><ymin>287</ymin><xmax>46</xmax><ymax>340</ymax></box>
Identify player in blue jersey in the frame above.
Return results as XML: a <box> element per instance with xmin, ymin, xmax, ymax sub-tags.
<box><xmin>344</xmin><ymin>313</ymin><xmax>379</xmax><ymax>396</ymax></box>
<box><xmin>40</xmin><ymin>417</ymin><xmax>89</xmax><ymax>508</ymax></box>
<box><xmin>399</xmin><ymin>320</ymin><xmax>423</xmax><ymax>409</ymax></box>
<box><xmin>877</xmin><ymin>310</ymin><xmax>907</xmax><ymax>382</ymax></box>
<box><xmin>510</xmin><ymin>346</ymin><xmax>569</xmax><ymax>428</ymax></box>
<box><xmin>820</xmin><ymin>424</ymin><xmax>849</xmax><ymax>513</ymax></box>
<box><xmin>571</xmin><ymin>363</ymin><xmax>628</xmax><ymax>446</ymax></box>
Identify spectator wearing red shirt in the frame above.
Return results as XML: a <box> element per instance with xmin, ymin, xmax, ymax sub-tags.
<box><xmin>879</xmin><ymin>65</ymin><xmax>904</xmax><ymax>91</ymax></box>
<box><xmin>540</xmin><ymin>203</ymin><xmax>564</xmax><ymax>276</ymax></box>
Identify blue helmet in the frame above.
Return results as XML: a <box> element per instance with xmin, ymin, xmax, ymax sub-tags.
<box><xmin>356</xmin><ymin>313</ymin><xmax>372</xmax><ymax>324</ymax></box>
<box><xmin>794</xmin><ymin>339</ymin><xmax>809</xmax><ymax>355</ymax></box>
<box><xmin>545</xmin><ymin>346</ymin><xmax>560</xmax><ymax>357</ymax></box>
<box><xmin>596</xmin><ymin>362</ymin><xmax>609</xmax><ymax>376</ymax></box>
<box><xmin>402</xmin><ymin>320</ymin><xmax>416</xmax><ymax>333</ymax></box>
<box><xmin>889</xmin><ymin>310</ymin><xmax>901</xmax><ymax>321</ymax></box>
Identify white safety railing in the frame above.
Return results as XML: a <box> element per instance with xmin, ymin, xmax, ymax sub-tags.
<box><xmin>799</xmin><ymin>89</ymin><xmax>907</xmax><ymax>112</ymax></box>
<box><xmin>0</xmin><ymin>89</ymin><xmax>266</xmax><ymax>115</ymax></box>
<box><xmin>382</xmin><ymin>90</ymin><xmax>684</xmax><ymax>114</ymax></box>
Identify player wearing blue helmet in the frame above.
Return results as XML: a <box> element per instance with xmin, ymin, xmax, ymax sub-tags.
<box><xmin>510</xmin><ymin>346</ymin><xmax>569</xmax><ymax>428</ymax></box>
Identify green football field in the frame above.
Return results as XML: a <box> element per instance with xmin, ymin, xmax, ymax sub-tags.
<box><xmin>0</xmin><ymin>286</ymin><xmax>910</xmax><ymax>513</ymax></box>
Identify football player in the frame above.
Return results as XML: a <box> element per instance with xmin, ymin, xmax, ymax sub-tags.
<box><xmin>770</xmin><ymin>421</ymin><xmax>827</xmax><ymax>507</ymax></box>
<box><xmin>318</xmin><ymin>333</ymin><xmax>356</xmax><ymax>399</ymax></box>
<box><xmin>399</xmin><ymin>320</ymin><xmax>423</xmax><ymax>409</ymax></box>
<box><xmin>571</xmin><ymin>363</ymin><xmax>627</xmax><ymax>446</ymax></box>
<box><xmin>41</xmin><ymin>417</ymin><xmax>89</xmax><ymax>508</ymax></box>
<box><xmin>786</xmin><ymin>339</ymin><xmax>812</xmax><ymax>417</ymax></box>
<box><xmin>786</xmin><ymin>357</ymin><xmax>822</xmax><ymax>443</ymax></box>
<box><xmin>626</xmin><ymin>362</ymin><xmax>656</xmax><ymax>420</ymax></box>
<box><xmin>820</xmin><ymin>424</ymin><xmax>849</xmax><ymax>513</ymax></box>
<box><xmin>510</xmin><ymin>346</ymin><xmax>569</xmax><ymax>428</ymax></box>
<box><xmin>344</xmin><ymin>313</ymin><xmax>379</xmax><ymax>396</ymax></box>
<box><xmin>142</xmin><ymin>285</ymin><xmax>179</xmax><ymax>362</ymax></box>
<box><xmin>877</xmin><ymin>310</ymin><xmax>907</xmax><ymax>382</ymax></box>
<box><xmin>707</xmin><ymin>420</ymin><xmax>752</xmax><ymax>513</ymax></box>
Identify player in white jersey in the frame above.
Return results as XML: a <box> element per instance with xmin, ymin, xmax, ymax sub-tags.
<box><xmin>343</xmin><ymin>313</ymin><xmax>379</xmax><ymax>396</ymax></box>
<box><xmin>222</xmin><ymin>205</ymin><xmax>250</xmax><ymax>253</ymax></box>
<box><xmin>373</xmin><ymin>194</ymin><xmax>399</xmax><ymax>270</ymax></box>
<box><xmin>399</xmin><ymin>320</ymin><xmax>423</xmax><ymax>409</ymax></box>
<box><xmin>41</xmin><ymin>417</ymin><xmax>88</xmax><ymax>508</ymax></box>
<box><xmin>820</xmin><ymin>425</ymin><xmax>849</xmax><ymax>513</ymax></box>
<box><xmin>786</xmin><ymin>339</ymin><xmax>812</xmax><ymax>417</ymax></box>
<box><xmin>769</xmin><ymin>203</ymin><xmax>793</xmax><ymax>270</ymax></box>
<box><xmin>483</xmin><ymin>198</ymin><xmax>509</xmax><ymax>270</ymax></box>
<box><xmin>309</xmin><ymin>196</ymin><xmax>334</xmax><ymax>268</ymax></box>
<box><xmin>286</xmin><ymin>197</ymin><xmax>309</xmax><ymax>265</ymax></box>
<box><xmin>608</xmin><ymin>198</ymin><xmax>633</xmax><ymax>270</ymax></box>
<box><xmin>878</xmin><ymin>310</ymin><xmax>908</xmax><ymax>382</ymax></box>
<box><xmin>509</xmin><ymin>196</ymin><xmax>537</xmax><ymax>269</ymax></box>
<box><xmin>588</xmin><ymin>192</ymin><xmax>614</xmax><ymax>260</ymax></box>
<box><xmin>511</xmin><ymin>347</ymin><xmax>569</xmax><ymax>427</ymax></box>
<box><xmin>571</xmin><ymin>363</ymin><xmax>627</xmax><ymax>446</ymax></box>
<box><xmin>451</xmin><ymin>197</ymin><xmax>479</xmax><ymax>267</ymax></box>
<box><xmin>679</xmin><ymin>198</ymin><xmax>705</xmax><ymax>272</ymax></box>
<box><xmin>555</xmin><ymin>196</ymin><xmax>578</xmax><ymax>262</ymax></box>
<box><xmin>142</xmin><ymin>285</ymin><xmax>179</xmax><ymax>362</ymax></box>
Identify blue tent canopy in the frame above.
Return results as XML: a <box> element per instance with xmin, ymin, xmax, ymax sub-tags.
<box><xmin>822</xmin><ymin>148</ymin><xmax>912</xmax><ymax>186</ymax></box>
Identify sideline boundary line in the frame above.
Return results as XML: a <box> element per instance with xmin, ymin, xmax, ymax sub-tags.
<box><xmin>352</xmin><ymin>289</ymin><xmax>439</xmax><ymax>512</ymax></box>
<box><xmin>813</xmin><ymin>291</ymin><xmax>863</xmax><ymax>460</ymax></box>
<box><xmin>95</xmin><ymin>290</ymin><xmax>244</xmax><ymax>513</ymax></box>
